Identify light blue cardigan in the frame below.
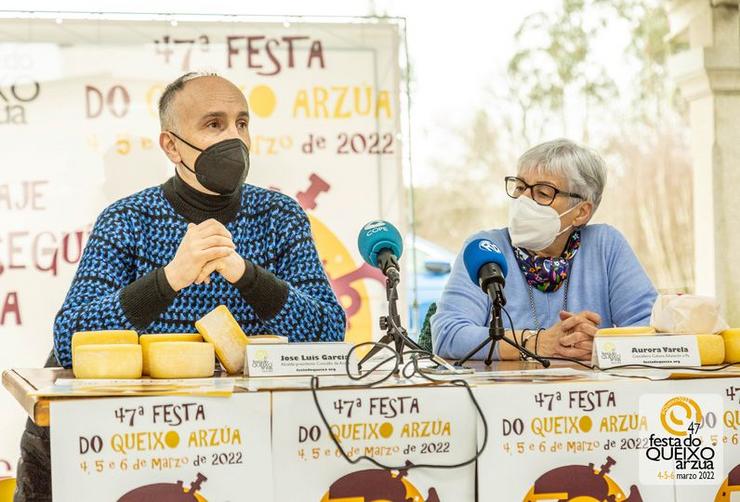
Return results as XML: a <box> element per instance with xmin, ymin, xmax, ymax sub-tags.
<box><xmin>431</xmin><ymin>224</ymin><xmax>657</xmax><ymax>360</ymax></box>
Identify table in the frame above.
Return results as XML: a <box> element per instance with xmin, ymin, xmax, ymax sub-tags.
<box><xmin>4</xmin><ymin>362</ymin><xmax>740</xmax><ymax>501</ymax></box>
<box><xmin>1</xmin><ymin>360</ymin><xmax>561</xmax><ymax>427</ymax></box>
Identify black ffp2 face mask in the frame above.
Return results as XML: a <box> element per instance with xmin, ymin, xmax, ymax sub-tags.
<box><xmin>169</xmin><ymin>131</ymin><xmax>250</xmax><ymax>196</ymax></box>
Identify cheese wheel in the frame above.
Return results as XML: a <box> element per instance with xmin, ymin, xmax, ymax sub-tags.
<box><xmin>71</xmin><ymin>330</ymin><xmax>138</xmax><ymax>367</ymax></box>
<box><xmin>73</xmin><ymin>344</ymin><xmax>142</xmax><ymax>379</ymax></box>
<box><xmin>245</xmin><ymin>334</ymin><xmax>289</xmax><ymax>344</ymax></box>
<box><xmin>597</xmin><ymin>327</ymin><xmax>656</xmax><ymax>336</ymax></box>
<box><xmin>195</xmin><ymin>305</ymin><xmax>249</xmax><ymax>374</ymax></box>
<box><xmin>140</xmin><ymin>333</ymin><xmax>204</xmax><ymax>375</ymax></box>
<box><xmin>696</xmin><ymin>334</ymin><xmax>725</xmax><ymax>365</ymax></box>
<box><xmin>0</xmin><ymin>478</ymin><xmax>17</xmax><ymax>502</ymax></box>
<box><xmin>71</xmin><ymin>330</ymin><xmax>139</xmax><ymax>349</ymax></box>
<box><xmin>720</xmin><ymin>329</ymin><xmax>740</xmax><ymax>363</ymax></box>
<box><xmin>147</xmin><ymin>341</ymin><xmax>215</xmax><ymax>379</ymax></box>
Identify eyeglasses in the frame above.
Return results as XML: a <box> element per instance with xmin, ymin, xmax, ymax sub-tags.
<box><xmin>505</xmin><ymin>176</ymin><xmax>584</xmax><ymax>207</ymax></box>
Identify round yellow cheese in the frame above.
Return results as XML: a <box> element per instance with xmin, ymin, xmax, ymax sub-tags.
<box><xmin>71</xmin><ymin>330</ymin><xmax>138</xmax><ymax>349</ymax></box>
<box><xmin>597</xmin><ymin>326</ymin><xmax>656</xmax><ymax>336</ymax></box>
<box><xmin>73</xmin><ymin>344</ymin><xmax>142</xmax><ymax>379</ymax></box>
<box><xmin>147</xmin><ymin>341</ymin><xmax>215</xmax><ymax>379</ymax></box>
<box><xmin>140</xmin><ymin>333</ymin><xmax>204</xmax><ymax>375</ymax></box>
<box><xmin>0</xmin><ymin>478</ymin><xmax>17</xmax><ymax>502</ymax></box>
<box><xmin>71</xmin><ymin>330</ymin><xmax>138</xmax><ymax>367</ymax></box>
<box><xmin>696</xmin><ymin>334</ymin><xmax>725</xmax><ymax>366</ymax></box>
<box><xmin>720</xmin><ymin>329</ymin><xmax>740</xmax><ymax>363</ymax></box>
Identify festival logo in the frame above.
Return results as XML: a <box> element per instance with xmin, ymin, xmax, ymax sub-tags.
<box><xmin>118</xmin><ymin>472</ymin><xmax>208</xmax><ymax>502</ymax></box>
<box><xmin>523</xmin><ymin>455</ymin><xmax>642</xmax><ymax>501</ymax></box>
<box><xmin>250</xmin><ymin>348</ymin><xmax>273</xmax><ymax>373</ymax></box>
<box><xmin>320</xmin><ymin>462</ymin><xmax>439</xmax><ymax>502</ymax></box>
<box><xmin>659</xmin><ymin>396</ymin><xmax>703</xmax><ymax>437</ymax></box>
<box><xmin>639</xmin><ymin>394</ymin><xmax>722</xmax><ymax>485</ymax></box>
<box><xmin>596</xmin><ymin>341</ymin><xmax>621</xmax><ymax>365</ymax></box>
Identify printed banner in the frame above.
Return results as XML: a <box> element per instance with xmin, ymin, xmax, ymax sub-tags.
<box><xmin>639</xmin><ymin>392</ymin><xmax>723</xmax><ymax>486</ymax></box>
<box><xmin>0</xmin><ymin>16</ymin><xmax>404</xmax><ymax>466</ymax></box>
<box><xmin>50</xmin><ymin>393</ymin><xmax>272</xmax><ymax>501</ymax></box>
<box><xmin>659</xmin><ymin>379</ymin><xmax>740</xmax><ymax>502</ymax></box>
<box><xmin>475</xmin><ymin>377</ymin><xmax>740</xmax><ymax>502</ymax></box>
<box><xmin>271</xmin><ymin>386</ymin><xmax>477</xmax><ymax>501</ymax></box>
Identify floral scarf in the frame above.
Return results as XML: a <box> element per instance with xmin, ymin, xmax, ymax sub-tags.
<box><xmin>512</xmin><ymin>230</ymin><xmax>581</xmax><ymax>293</ymax></box>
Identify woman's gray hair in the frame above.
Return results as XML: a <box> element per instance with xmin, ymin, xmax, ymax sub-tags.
<box><xmin>516</xmin><ymin>138</ymin><xmax>607</xmax><ymax>209</ymax></box>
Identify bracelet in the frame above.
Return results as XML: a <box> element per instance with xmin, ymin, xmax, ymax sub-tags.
<box><xmin>521</xmin><ymin>330</ymin><xmax>536</xmax><ymax>348</ymax></box>
<box><xmin>520</xmin><ymin>329</ymin><xmax>536</xmax><ymax>361</ymax></box>
<box><xmin>518</xmin><ymin>329</ymin><xmax>527</xmax><ymax>347</ymax></box>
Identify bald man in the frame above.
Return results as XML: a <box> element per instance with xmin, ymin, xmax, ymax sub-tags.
<box><xmin>14</xmin><ymin>72</ymin><xmax>345</xmax><ymax>501</ymax></box>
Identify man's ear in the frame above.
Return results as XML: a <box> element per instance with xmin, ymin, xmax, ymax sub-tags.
<box><xmin>573</xmin><ymin>201</ymin><xmax>594</xmax><ymax>227</ymax></box>
<box><xmin>159</xmin><ymin>131</ymin><xmax>181</xmax><ymax>164</ymax></box>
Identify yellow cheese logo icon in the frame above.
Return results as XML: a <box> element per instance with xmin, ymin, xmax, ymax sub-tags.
<box><xmin>659</xmin><ymin>396</ymin><xmax>703</xmax><ymax>437</ymax></box>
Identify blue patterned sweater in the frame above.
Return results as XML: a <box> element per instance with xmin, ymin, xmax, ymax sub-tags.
<box><xmin>53</xmin><ymin>176</ymin><xmax>346</xmax><ymax>368</ymax></box>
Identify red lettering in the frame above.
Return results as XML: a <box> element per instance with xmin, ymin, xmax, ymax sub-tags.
<box><xmin>226</xmin><ymin>35</ymin><xmax>241</xmax><ymax>69</ymax></box>
<box><xmin>30</xmin><ymin>181</ymin><xmax>47</xmax><ymax>210</ymax></box>
<box><xmin>62</xmin><ymin>230</ymin><xmax>85</xmax><ymax>264</ymax></box>
<box><xmin>1</xmin><ymin>291</ymin><xmax>21</xmax><ymax>326</ymax></box>
<box><xmin>0</xmin><ymin>180</ymin><xmax>48</xmax><ymax>211</ymax></box>
<box><xmin>33</xmin><ymin>232</ymin><xmax>58</xmax><ymax>275</ymax></box>
<box><xmin>282</xmin><ymin>36</ymin><xmax>309</xmax><ymax>67</ymax></box>
<box><xmin>308</xmin><ymin>40</ymin><xmax>325</xmax><ymax>69</ymax></box>
<box><xmin>8</xmin><ymin>231</ymin><xmax>28</xmax><ymax>270</ymax></box>
<box><xmin>259</xmin><ymin>38</ymin><xmax>281</xmax><ymax>76</ymax></box>
<box><xmin>224</xmin><ymin>35</ymin><xmax>325</xmax><ymax>75</ymax></box>
<box><xmin>247</xmin><ymin>36</ymin><xmax>266</xmax><ymax>69</ymax></box>
<box><xmin>0</xmin><ymin>227</ymin><xmax>91</xmax><ymax>277</ymax></box>
<box><xmin>107</xmin><ymin>85</ymin><xmax>130</xmax><ymax>118</ymax></box>
<box><xmin>85</xmin><ymin>85</ymin><xmax>103</xmax><ymax>118</ymax></box>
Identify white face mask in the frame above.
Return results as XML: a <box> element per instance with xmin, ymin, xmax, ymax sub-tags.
<box><xmin>508</xmin><ymin>196</ymin><xmax>580</xmax><ymax>252</ymax></box>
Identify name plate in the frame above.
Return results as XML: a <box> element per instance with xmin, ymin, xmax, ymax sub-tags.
<box><xmin>244</xmin><ymin>342</ymin><xmax>356</xmax><ymax>376</ymax></box>
<box><xmin>593</xmin><ymin>334</ymin><xmax>701</xmax><ymax>368</ymax></box>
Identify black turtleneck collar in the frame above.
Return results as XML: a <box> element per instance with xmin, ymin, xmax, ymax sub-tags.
<box><xmin>162</xmin><ymin>171</ymin><xmax>242</xmax><ymax>224</ymax></box>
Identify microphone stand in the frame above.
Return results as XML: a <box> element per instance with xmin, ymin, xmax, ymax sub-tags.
<box><xmin>357</xmin><ymin>275</ymin><xmax>424</xmax><ymax>372</ymax></box>
<box><xmin>455</xmin><ymin>292</ymin><xmax>550</xmax><ymax>367</ymax></box>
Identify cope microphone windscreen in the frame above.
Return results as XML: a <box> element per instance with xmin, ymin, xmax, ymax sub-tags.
<box><xmin>357</xmin><ymin>220</ymin><xmax>404</xmax><ymax>268</ymax></box>
<box><xmin>462</xmin><ymin>239</ymin><xmax>509</xmax><ymax>285</ymax></box>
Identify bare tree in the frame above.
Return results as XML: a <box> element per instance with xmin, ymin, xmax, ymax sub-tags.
<box><xmin>413</xmin><ymin>110</ymin><xmax>511</xmax><ymax>252</ymax></box>
<box><xmin>412</xmin><ymin>0</ymin><xmax>694</xmax><ymax>292</ymax></box>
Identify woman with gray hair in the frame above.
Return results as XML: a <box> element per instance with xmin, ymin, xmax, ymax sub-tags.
<box><xmin>432</xmin><ymin>139</ymin><xmax>657</xmax><ymax>361</ymax></box>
